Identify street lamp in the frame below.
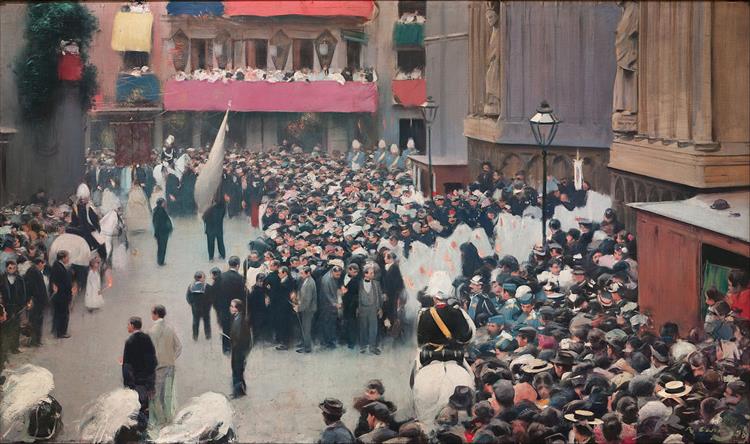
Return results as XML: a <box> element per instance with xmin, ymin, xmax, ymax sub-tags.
<box><xmin>529</xmin><ymin>100</ymin><xmax>561</xmax><ymax>245</ymax></box>
<box><xmin>420</xmin><ymin>96</ymin><xmax>439</xmax><ymax>196</ymax></box>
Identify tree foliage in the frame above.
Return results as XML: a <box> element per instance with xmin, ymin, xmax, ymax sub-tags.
<box><xmin>14</xmin><ymin>2</ymin><xmax>99</xmax><ymax>121</ymax></box>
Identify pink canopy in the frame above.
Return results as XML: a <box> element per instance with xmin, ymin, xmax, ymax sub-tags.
<box><xmin>164</xmin><ymin>80</ymin><xmax>378</xmax><ymax>113</ymax></box>
<box><xmin>223</xmin><ymin>1</ymin><xmax>374</xmax><ymax>18</ymax></box>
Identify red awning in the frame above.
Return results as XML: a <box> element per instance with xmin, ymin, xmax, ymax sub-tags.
<box><xmin>164</xmin><ymin>80</ymin><xmax>378</xmax><ymax>113</ymax></box>
<box><xmin>223</xmin><ymin>1</ymin><xmax>373</xmax><ymax>18</ymax></box>
<box><xmin>392</xmin><ymin>79</ymin><xmax>426</xmax><ymax>107</ymax></box>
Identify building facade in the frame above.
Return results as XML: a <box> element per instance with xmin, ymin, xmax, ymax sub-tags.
<box><xmin>608</xmin><ymin>1</ymin><xmax>750</xmax><ymax>228</ymax></box>
<box><xmin>463</xmin><ymin>1</ymin><xmax>620</xmax><ymax>192</ymax></box>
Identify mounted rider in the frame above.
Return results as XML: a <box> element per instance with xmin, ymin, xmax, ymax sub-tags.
<box><xmin>67</xmin><ymin>183</ymin><xmax>106</xmax><ymax>261</ymax></box>
<box><xmin>416</xmin><ymin>271</ymin><xmax>475</xmax><ymax>367</ymax></box>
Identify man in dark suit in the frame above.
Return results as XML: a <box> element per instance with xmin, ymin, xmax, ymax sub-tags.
<box><xmin>122</xmin><ymin>316</ymin><xmax>157</xmax><ymax>431</ymax></box>
<box><xmin>49</xmin><ymin>251</ymin><xmax>73</xmax><ymax>338</ymax></box>
<box><xmin>218</xmin><ymin>257</ymin><xmax>246</xmax><ymax>354</ymax></box>
<box><xmin>229</xmin><ymin>299</ymin><xmax>251</xmax><ymax>398</ymax></box>
<box><xmin>203</xmin><ymin>198</ymin><xmax>226</xmax><ymax>261</ymax></box>
<box><xmin>0</xmin><ymin>260</ymin><xmax>27</xmax><ymax>354</ymax></box>
<box><xmin>24</xmin><ymin>257</ymin><xmax>48</xmax><ymax>346</ymax></box>
<box><xmin>152</xmin><ymin>198</ymin><xmax>173</xmax><ymax>266</ymax></box>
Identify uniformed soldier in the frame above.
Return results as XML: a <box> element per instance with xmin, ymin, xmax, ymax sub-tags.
<box><xmin>467</xmin><ymin>275</ymin><xmax>498</xmax><ymax>327</ymax></box>
<box><xmin>513</xmin><ymin>285</ymin><xmax>540</xmax><ymax>332</ymax></box>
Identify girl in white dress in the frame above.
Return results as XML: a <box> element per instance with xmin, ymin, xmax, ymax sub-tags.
<box><xmin>84</xmin><ymin>255</ymin><xmax>104</xmax><ymax>312</ymax></box>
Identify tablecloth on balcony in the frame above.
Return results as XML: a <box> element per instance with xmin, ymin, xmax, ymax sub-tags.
<box><xmin>117</xmin><ymin>73</ymin><xmax>160</xmax><ymax>104</ymax></box>
<box><xmin>166</xmin><ymin>1</ymin><xmax>224</xmax><ymax>16</ymax></box>
<box><xmin>393</xmin><ymin>23</ymin><xmax>424</xmax><ymax>48</ymax></box>
<box><xmin>224</xmin><ymin>1</ymin><xmax>373</xmax><ymax>18</ymax></box>
<box><xmin>392</xmin><ymin>79</ymin><xmax>426</xmax><ymax>107</ymax></box>
<box><xmin>111</xmin><ymin>11</ymin><xmax>153</xmax><ymax>52</ymax></box>
<box><xmin>164</xmin><ymin>80</ymin><xmax>378</xmax><ymax>113</ymax></box>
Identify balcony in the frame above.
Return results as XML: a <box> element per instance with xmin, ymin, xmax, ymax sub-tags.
<box><xmin>163</xmin><ymin>79</ymin><xmax>378</xmax><ymax>113</ymax></box>
<box><xmin>392</xmin><ymin>79</ymin><xmax>425</xmax><ymax>107</ymax></box>
<box><xmin>223</xmin><ymin>1</ymin><xmax>374</xmax><ymax>19</ymax></box>
<box><xmin>393</xmin><ymin>22</ymin><xmax>424</xmax><ymax>49</ymax></box>
<box><xmin>116</xmin><ymin>73</ymin><xmax>160</xmax><ymax>105</ymax></box>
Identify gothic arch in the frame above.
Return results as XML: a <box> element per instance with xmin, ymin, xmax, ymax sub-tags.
<box><xmin>500</xmin><ymin>153</ymin><xmax>524</xmax><ymax>179</ymax></box>
<box><xmin>551</xmin><ymin>154</ymin><xmax>573</xmax><ymax>181</ymax></box>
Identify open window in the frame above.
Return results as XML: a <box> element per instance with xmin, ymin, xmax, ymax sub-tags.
<box><xmin>397</xmin><ymin>49</ymin><xmax>425</xmax><ymax>73</ymax></box>
<box><xmin>213</xmin><ymin>30</ymin><xmax>231</xmax><ymax>69</ymax></box>
<box><xmin>398</xmin><ymin>0</ymin><xmax>426</xmax><ymax>17</ymax></box>
<box><xmin>293</xmin><ymin>39</ymin><xmax>315</xmax><ymax>71</ymax></box>
<box><xmin>347</xmin><ymin>40</ymin><xmax>362</xmax><ymax>69</ymax></box>
<box><xmin>234</xmin><ymin>39</ymin><xmax>268</xmax><ymax>69</ymax></box>
<box><xmin>190</xmin><ymin>38</ymin><xmax>213</xmax><ymax>70</ymax></box>
<box><xmin>170</xmin><ymin>29</ymin><xmax>189</xmax><ymax>72</ymax></box>
<box><xmin>123</xmin><ymin>51</ymin><xmax>150</xmax><ymax>70</ymax></box>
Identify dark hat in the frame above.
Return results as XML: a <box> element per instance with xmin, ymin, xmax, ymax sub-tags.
<box><xmin>366</xmin><ymin>379</ymin><xmax>385</xmax><ymax>395</ymax></box>
<box><xmin>573</xmin><ymin>267</ymin><xmax>586</xmax><ymax>276</ymax></box>
<box><xmin>650</xmin><ymin>342</ymin><xmax>670</xmax><ymax>363</ymax></box>
<box><xmin>604</xmin><ymin>208</ymin><xmax>616</xmax><ymax>218</ymax></box>
<box><xmin>549</xmin><ymin>218</ymin><xmax>561</xmax><ymax>230</ymax></box>
<box><xmin>487</xmin><ymin>314</ymin><xmax>505</xmax><ymax>326</ymax></box>
<box><xmin>364</xmin><ymin>401</ymin><xmax>392</xmax><ymax>422</ymax></box>
<box><xmin>448</xmin><ymin>385</ymin><xmax>474</xmax><ymax>411</ymax></box>
<box><xmin>550</xmin><ymin>350</ymin><xmax>577</xmax><ymax>366</ymax></box>
<box><xmin>493</xmin><ymin>380</ymin><xmax>515</xmax><ymax>404</ymax></box>
<box><xmin>319</xmin><ymin>398</ymin><xmax>346</xmax><ymax>416</ymax></box>
<box><xmin>518</xmin><ymin>326</ymin><xmax>537</xmax><ymax>341</ymax></box>
<box><xmin>473</xmin><ymin>400</ymin><xmax>494</xmax><ymax>422</ymax></box>
<box><xmin>710</xmin><ymin>199</ymin><xmax>730</xmax><ymax>210</ymax></box>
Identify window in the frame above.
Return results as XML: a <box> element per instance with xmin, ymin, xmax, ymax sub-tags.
<box><xmin>398</xmin><ymin>0</ymin><xmax>426</xmax><ymax>17</ymax></box>
<box><xmin>235</xmin><ymin>39</ymin><xmax>268</xmax><ymax>69</ymax></box>
<box><xmin>346</xmin><ymin>40</ymin><xmax>362</xmax><ymax>69</ymax></box>
<box><xmin>399</xmin><ymin>118</ymin><xmax>426</xmax><ymax>154</ymax></box>
<box><xmin>397</xmin><ymin>49</ymin><xmax>425</xmax><ymax>73</ymax></box>
<box><xmin>190</xmin><ymin>38</ymin><xmax>213</xmax><ymax>71</ymax></box>
<box><xmin>123</xmin><ymin>51</ymin><xmax>149</xmax><ymax>70</ymax></box>
<box><xmin>253</xmin><ymin>40</ymin><xmax>268</xmax><ymax>69</ymax></box>
<box><xmin>293</xmin><ymin>39</ymin><xmax>315</xmax><ymax>71</ymax></box>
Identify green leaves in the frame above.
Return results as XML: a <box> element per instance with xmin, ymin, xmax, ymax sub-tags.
<box><xmin>14</xmin><ymin>2</ymin><xmax>99</xmax><ymax>120</ymax></box>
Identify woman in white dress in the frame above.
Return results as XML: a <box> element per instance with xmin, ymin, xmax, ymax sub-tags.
<box><xmin>126</xmin><ymin>182</ymin><xmax>152</xmax><ymax>233</ymax></box>
<box><xmin>84</xmin><ymin>255</ymin><xmax>104</xmax><ymax>312</ymax></box>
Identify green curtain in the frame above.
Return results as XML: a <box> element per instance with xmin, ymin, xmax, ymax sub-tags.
<box><xmin>393</xmin><ymin>23</ymin><xmax>424</xmax><ymax>48</ymax></box>
<box><xmin>702</xmin><ymin>261</ymin><xmax>731</xmax><ymax>318</ymax></box>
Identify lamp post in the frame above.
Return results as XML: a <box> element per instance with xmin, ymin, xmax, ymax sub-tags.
<box><xmin>529</xmin><ymin>100</ymin><xmax>561</xmax><ymax>245</ymax></box>
<box><xmin>420</xmin><ymin>96</ymin><xmax>439</xmax><ymax>196</ymax></box>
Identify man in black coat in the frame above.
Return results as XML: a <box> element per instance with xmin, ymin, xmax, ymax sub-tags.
<box><xmin>122</xmin><ymin>316</ymin><xmax>157</xmax><ymax>431</ymax></box>
<box><xmin>24</xmin><ymin>257</ymin><xmax>48</xmax><ymax>346</ymax></box>
<box><xmin>218</xmin><ymin>257</ymin><xmax>246</xmax><ymax>354</ymax></box>
<box><xmin>165</xmin><ymin>171</ymin><xmax>181</xmax><ymax>215</ymax></box>
<box><xmin>203</xmin><ymin>199</ymin><xmax>226</xmax><ymax>261</ymax></box>
<box><xmin>381</xmin><ymin>252</ymin><xmax>405</xmax><ymax>337</ymax></box>
<box><xmin>50</xmin><ymin>251</ymin><xmax>73</xmax><ymax>338</ymax></box>
<box><xmin>152</xmin><ymin>198</ymin><xmax>173</xmax><ymax>266</ymax></box>
<box><xmin>229</xmin><ymin>299</ymin><xmax>252</xmax><ymax>398</ymax></box>
<box><xmin>0</xmin><ymin>260</ymin><xmax>27</xmax><ymax>354</ymax></box>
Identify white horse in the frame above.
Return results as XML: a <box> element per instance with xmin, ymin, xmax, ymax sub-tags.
<box><xmin>412</xmin><ymin>359</ymin><xmax>475</xmax><ymax>427</ymax></box>
<box><xmin>99</xmin><ymin>209</ymin><xmax>127</xmax><ymax>263</ymax></box>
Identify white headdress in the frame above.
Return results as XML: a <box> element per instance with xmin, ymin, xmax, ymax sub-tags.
<box><xmin>389</xmin><ymin>143</ymin><xmax>400</xmax><ymax>154</ymax></box>
<box><xmin>351</xmin><ymin>139</ymin><xmax>361</xmax><ymax>149</ymax></box>
<box><xmin>426</xmin><ymin>270</ymin><xmax>454</xmax><ymax>300</ymax></box>
<box><xmin>407</xmin><ymin>138</ymin><xmax>415</xmax><ymax>149</ymax></box>
<box><xmin>378</xmin><ymin>139</ymin><xmax>386</xmax><ymax>149</ymax></box>
<box><xmin>165</xmin><ymin>135</ymin><xmax>175</xmax><ymax>147</ymax></box>
<box><xmin>76</xmin><ymin>183</ymin><xmax>91</xmax><ymax>200</ymax></box>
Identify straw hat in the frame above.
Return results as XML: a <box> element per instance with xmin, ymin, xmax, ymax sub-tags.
<box><xmin>564</xmin><ymin>409</ymin><xmax>603</xmax><ymax>425</ymax></box>
<box><xmin>657</xmin><ymin>380</ymin><xmax>692</xmax><ymax>399</ymax></box>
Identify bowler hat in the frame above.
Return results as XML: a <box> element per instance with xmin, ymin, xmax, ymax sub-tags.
<box><xmin>448</xmin><ymin>386</ymin><xmax>474</xmax><ymax>411</ymax></box>
<box><xmin>319</xmin><ymin>398</ymin><xmax>346</xmax><ymax>416</ymax></box>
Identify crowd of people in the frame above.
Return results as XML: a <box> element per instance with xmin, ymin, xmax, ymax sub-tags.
<box><xmin>2</xmin><ymin>131</ymin><xmax>750</xmax><ymax>444</ymax></box>
<box><xmin>172</xmin><ymin>65</ymin><xmax>378</xmax><ymax>85</ymax></box>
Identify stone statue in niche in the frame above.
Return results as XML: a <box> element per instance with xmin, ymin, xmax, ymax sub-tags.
<box><xmin>612</xmin><ymin>1</ymin><xmax>638</xmax><ymax>134</ymax></box>
<box><xmin>483</xmin><ymin>1</ymin><xmax>501</xmax><ymax>117</ymax></box>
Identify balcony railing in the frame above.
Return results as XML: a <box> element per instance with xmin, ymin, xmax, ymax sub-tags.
<box><xmin>163</xmin><ymin>79</ymin><xmax>378</xmax><ymax>113</ymax></box>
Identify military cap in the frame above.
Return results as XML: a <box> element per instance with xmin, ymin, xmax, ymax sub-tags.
<box><xmin>363</xmin><ymin>401</ymin><xmax>392</xmax><ymax>421</ymax></box>
<box><xmin>488</xmin><ymin>314</ymin><xmax>505</xmax><ymax>325</ymax></box>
